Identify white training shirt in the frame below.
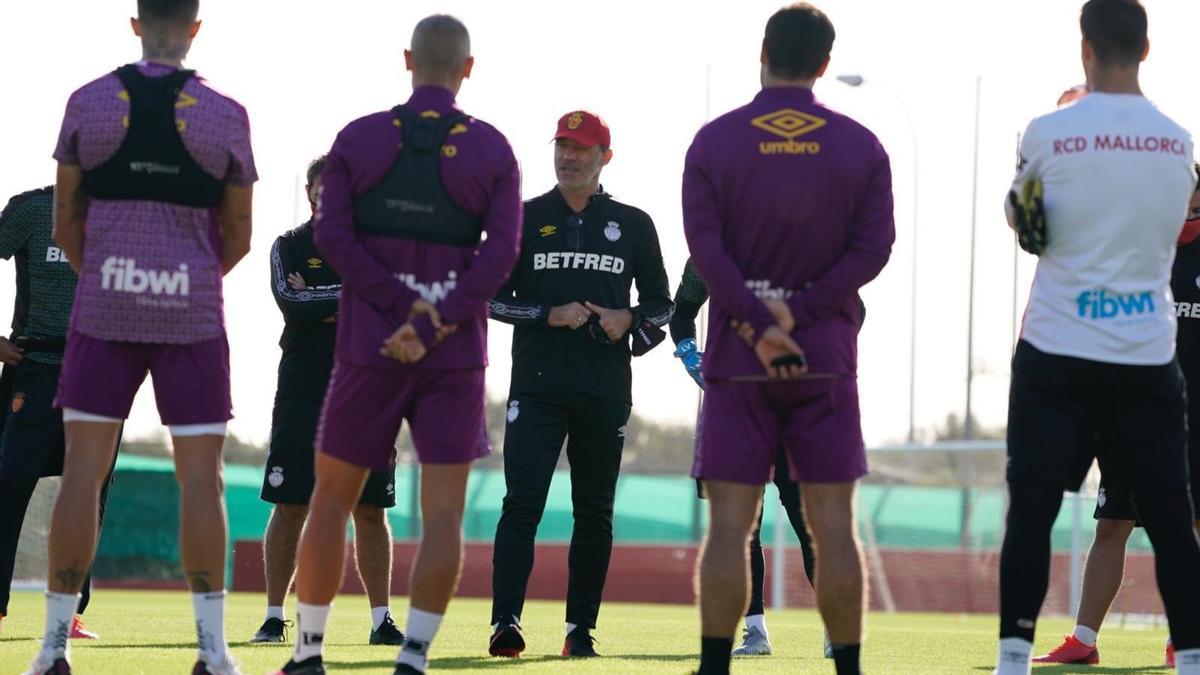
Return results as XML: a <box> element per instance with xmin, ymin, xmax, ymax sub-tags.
<box><xmin>1014</xmin><ymin>93</ymin><xmax>1197</xmax><ymax>365</ymax></box>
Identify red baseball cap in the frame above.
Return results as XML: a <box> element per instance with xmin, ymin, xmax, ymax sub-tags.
<box><xmin>553</xmin><ymin>110</ymin><xmax>611</xmax><ymax>149</ymax></box>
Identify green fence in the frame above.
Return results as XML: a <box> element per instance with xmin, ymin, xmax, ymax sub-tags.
<box><xmin>94</xmin><ymin>454</ymin><xmax>1151</xmax><ymax>581</ymax></box>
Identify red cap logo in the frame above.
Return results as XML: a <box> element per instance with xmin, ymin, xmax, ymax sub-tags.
<box><xmin>554</xmin><ymin>110</ymin><xmax>610</xmax><ymax>149</ymax></box>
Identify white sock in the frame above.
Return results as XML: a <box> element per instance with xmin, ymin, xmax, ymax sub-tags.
<box><xmin>39</xmin><ymin>592</ymin><xmax>79</xmax><ymax>660</ymax></box>
<box><xmin>745</xmin><ymin>614</ymin><xmax>769</xmax><ymax>638</ymax></box>
<box><xmin>295</xmin><ymin>602</ymin><xmax>331</xmax><ymax>663</ymax></box>
<box><xmin>1072</xmin><ymin>625</ymin><xmax>1098</xmax><ymax>647</ymax></box>
<box><xmin>995</xmin><ymin>638</ymin><xmax>1032</xmax><ymax>675</ymax></box>
<box><xmin>1177</xmin><ymin>647</ymin><xmax>1200</xmax><ymax>674</ymax></box>
<box><xmin>192</xmin><ymin>591</ymin><xmax>228</xmax><ymax>664</ymax></box>
<box><xmin>397</xmin><ymin>608</ymin><xmax>444</xmax><ymax>672</ymax></box>
<box><xmin>266</xmin><ymin>606</ymin><xmax>285</xmax><ymax>621</ymax></box>
<box><xmin>566</xmin><ymin>622</ymin><xmax>578</xmax><ymax>637</ymax></box>
<box><xmin>372</xmin><ymin>606</ymin><xmax>391</xmax><ymax>631</ymax></box>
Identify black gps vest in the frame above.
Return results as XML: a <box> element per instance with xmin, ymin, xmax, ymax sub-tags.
<box><xmin>353</xmin><ymin>106</ymin><xmax>483</xmax><ymax>246</ymax></box>
<box><xmin>81</xmin><ymin>65</ymin><xmax>223</xmax><ymax>208</ymax></box>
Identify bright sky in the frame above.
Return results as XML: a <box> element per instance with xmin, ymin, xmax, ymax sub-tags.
<box><xmin>1</xmin><ymin>0</ymin><xmax>1197</xmax><ymax>446</ymax></box>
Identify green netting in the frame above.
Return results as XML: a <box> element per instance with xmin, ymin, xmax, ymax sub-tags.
<box><xmin>93</xmin><ymin>455</ymin><xmax>1152</xmax><ymax>581</ymax></box>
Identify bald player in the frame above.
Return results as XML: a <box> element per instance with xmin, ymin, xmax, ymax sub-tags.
<box><xmin>26</xmin><ymin>1</ymin><xmax>256</xmax><ymax>674</ymax></box>
<box><xmin>682</xmin><ymin>5</ymin><xmax>894</xmax><ymax>675</ymax></box>
<box><xmin>274</xmin><ymin>15</ymin><xmax>521</xmax><ymax>675</ymax></box>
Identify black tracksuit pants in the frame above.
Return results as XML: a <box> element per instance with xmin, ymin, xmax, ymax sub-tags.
<box><xmin>491</xmin><ymin>391</ymin><xmax>631</xmax><ymax>629</ymax></box>
<box><xmin>0</xmin><ymin>359</ymin><xmax>116</xmax><ymax>616</ymax></box>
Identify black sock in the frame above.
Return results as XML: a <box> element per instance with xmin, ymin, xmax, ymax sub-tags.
<box><xmin>698</xmin><ymin>636</ymin><xmax>733</xmax><ymax>675</ymax></box>
<box><xmin>284</xmin><ymin>655</ymin><xmax>322</xmax><ymax>673</ymax></box>
<box><xmin>831</xmin><ymin>643</ymin><xmax>861</xmax><ymax>675</ymax></box>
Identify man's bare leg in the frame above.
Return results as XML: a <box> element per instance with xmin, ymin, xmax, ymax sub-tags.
<box><xmin>697</xmin><ymin>479</ymin><xmax>762</xmax><ymax>675</ymax></box>
<box><xmin>352</xmin><ymin>504</ymin><xmax>394</xmax><ymax>630</ymax></box>
<box><xmin>288</xmin><ymin>453</ymin><xmax>368</xmax><ymax>666</ymax></box>
<box><xmin>803</xmin><ymin>481</ymin><xmax>866</xmax><ymax>674</ymax></box>
<box><xmin>35</xmin><ymin>422</ymin><xmax>121</xmax><ymax>664</ymax></box>
<box><xmin>172</xmin><ymin>433</ymin><xmax>231</xmax><ymax>667</ymax></box>
<box><xmin>393</xmin><ymin>463</ymin><xmax>471</xmax><ymax>672</ymax></box>
<box><xmin>1076</xmin><ymin>519</ymin><xmax>1136</xmax><ymax>635</ymax></box>
<box><xmin>263</xmin><ymin>504</ymin><xmax>307</xmax><ymax>611</ymax></box>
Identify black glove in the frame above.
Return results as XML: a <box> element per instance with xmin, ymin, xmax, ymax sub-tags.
<box><xmin>630</xmin><ymin>318</ymin><xmax>666</xmax><ymax>357</ymax></box>
<box><xmin>586</xmin><ymin>314</ymin><xmax>616</xmax><ymax>345</ymax></box>
<box><xmin>1010</xmin><ymin>177</ymin><xmax>1047</xmax><ymax>255</ymax></box>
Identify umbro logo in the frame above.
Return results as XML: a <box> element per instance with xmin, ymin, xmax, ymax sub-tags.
<box><xmin>751</xmin><ymin>108</ymin><xmax>826</xmax><ymax>140</ymax></box>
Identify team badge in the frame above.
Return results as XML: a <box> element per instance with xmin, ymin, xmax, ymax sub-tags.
<box><xmin>540</xmin><ymin>225</ymin><xmax>557</xmax><ymax>237</ymax></box>
<box><xmin>11</xmin><ymin>392</ymin><xmax>25</xmax><ymax>414</ymax></box>
<box><xmin>568</xmin><ymin>112</ymin><xmax>584</xmax><ymax>130</ymax></box>
<box><xmin>307</xmin><ymin>257</ymin><xmax>322</xmax><ymax>269</ymax></box>
<box><xmin>507</xmin><ymin>400</ymin><xmax>520</xmax><ymax>423</ymax></box>
<box><xmin>1097</xmin><ymin>487</ymin><xmax>1106</xmax><ymax>508</ymax></box>
<box><xmin>268</xmin><ymin>466</ymin><xmax>285</xmax><ymax>488</ymax></box>
<box><xmin>1194</xmin><ymin>274</ymin><xmax>1200</xmax><ymax>290</ymax></box>
<box><xmin>604</xmin><ymin>221</ymin><xmax>621</xmax><ymax>242</ymax></box>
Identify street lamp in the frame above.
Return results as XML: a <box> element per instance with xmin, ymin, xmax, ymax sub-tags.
<box><xmin>836</xmin><ymin>74</ymin><xmax>920</xmax><ymax>444</ymax></box>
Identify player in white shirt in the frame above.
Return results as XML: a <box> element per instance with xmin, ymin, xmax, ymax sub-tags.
<box><xmin>995</xmin><ymin>2</ymin><xmax>1200</xmax><ymax>674</ymax></box>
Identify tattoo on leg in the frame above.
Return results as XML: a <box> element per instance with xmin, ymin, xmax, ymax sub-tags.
<box><xmin>188</xmin><ymin>570</ymin><xmax>213</xmax><ymax>593</ymax></box>
<box><xmin>196</xmin><ymin>619</ymin><xmax>215</xmax><ymax>655</ymax></box>
<box><xmin>54</xmin><ymin>563</ymin><xmax>87</xmax><ymax>592</ymax></box>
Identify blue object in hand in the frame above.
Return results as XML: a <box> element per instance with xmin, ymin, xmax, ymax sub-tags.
<box><xmin>673</xmin><ymin>338</ymin><xmax>705</xmax><ymax>389</ymax></box>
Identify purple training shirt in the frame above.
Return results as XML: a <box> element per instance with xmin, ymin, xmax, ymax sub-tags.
<box><xmin>315</xmin><ymin>85</ymin><xmax>522</xmax><ymax>370</ymax></box>
<box><xmin>54</xmin><ymin>62</ymin><xmax>257</xmax><ymax>345</ymax></box>
<box><xmin>683</xmin><ymin>87</ymin><xmax>895</xmax><ymax>379</ymax></box>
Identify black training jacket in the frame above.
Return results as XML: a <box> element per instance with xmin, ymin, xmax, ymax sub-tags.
<box><xmin>489</xmin><ymin>187</ymin><xmax>673</xmax><ymax>403</ymax></box>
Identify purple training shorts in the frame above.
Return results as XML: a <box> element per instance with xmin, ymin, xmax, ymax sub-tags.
<box><xmin>316</xmin><ymin>363</ymin><xmax>489</xmax><ymax>471</ymax></box>
<box><xmin>55</xmin><ymin>330</ymin><xmax>232</xmax><ymax>425</ymax></box>
<box><xmin>692</xmin><ymin>377</ymin><xmax>867</xmax><ymax>485</ymax></box>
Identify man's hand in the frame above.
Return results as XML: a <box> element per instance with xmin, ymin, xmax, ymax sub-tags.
<box><xmin>764</xmin><ymin>298</ymin><xmax>795</xmax><ymax>334</ymax></box>
<box><xmin>548</xmin><ymin>302</ymin><xmax>592</xmax><ymax>330</ymax></box>
<box><xmin>409</xmin><ymin>299</ymin><xmax>456</xmax><ymax>342</ymax></box>
<box><xmin>754</xmin><ymin>326</ymin><xmax>807</xmax><ymax>380</ymax></box>
<box><xmin>287</xmin><ymin>272</ymin><xmax>307</xmax><ymax>290</ymax></box>
<box><xmin>381</xmin><ymin>323</ymin><xmax>426</xmax><ymax>363</ymax></box>
<box><xmin>673</xmin><ymin>338</ymin><xmax>705</xmax><ymax>389</ymax></box>
<box><xmin>584</xmin><ymin>302</ymin><xmax>633</xmax><ymax>341</ymax></box>
<box><xmin>0</xmin><ymin>337</ymin><xmax>24</xmax><ymax>366</ymax></box>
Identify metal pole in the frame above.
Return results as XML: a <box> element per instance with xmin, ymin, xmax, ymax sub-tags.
<box><xmin>771</xmin><ymin>500</ymin><xmax>786</xmax><ymax>609</ymax></box>
<box><xmin>965</xmin><ymin>76</ymin><xmax>982</xmax><ymax>441</ymax></box>
<box><xmin>904</xmin><ymin>107</ymin><xmax>920</xmax><ymax>444</ymax></box>
<box><xmin>834</xmin><ymin>76</ymin><xmax>921</xmax><ymax>442</ymax></box>
<box><xmin>1069</xmin><ymin>491</ymin><xmax>1084</xmax><ymax>613</ymax></box>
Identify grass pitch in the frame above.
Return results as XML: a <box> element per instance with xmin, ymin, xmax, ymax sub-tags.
<box><xmin>0</xmin><ymin>590</ymin><xmax>1173</xmax><ymax>673</ymax></box>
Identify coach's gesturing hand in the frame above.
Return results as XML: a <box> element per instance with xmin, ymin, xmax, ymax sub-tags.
<box><xmin>585</xmin><ymin>302</ymin><xmax>633</xmax><ymax>341</ymax></box>
<box><xmin>548</xmin><ymin>302</ymin><xmax>592</xmax><ymax>329</ymax></box>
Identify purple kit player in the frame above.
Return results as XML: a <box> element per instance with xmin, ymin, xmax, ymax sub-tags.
<box><xmin>275</xmin><ymin>15</ymin><xmax>521</xmax><ymax>675</ymax></box>
<box><xmin>26</xmin><ymin>1</ymin><xmax>256</xmax><ymax>675</ymax></box>
<box><xmin>682</xmin><ymin>4</ymin><xmax>894</xmax><ymax>675</ymax></box>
